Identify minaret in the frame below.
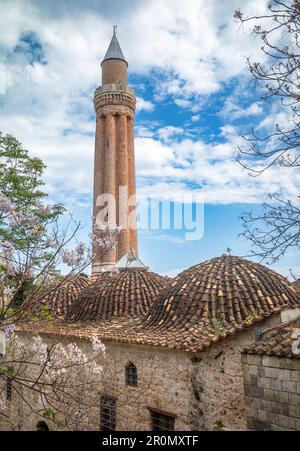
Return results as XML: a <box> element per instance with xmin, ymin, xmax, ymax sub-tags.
<box><xmin>92</xmin><ymin>27</ymin><xmax>138</xmax><ymax>275</ymax></box>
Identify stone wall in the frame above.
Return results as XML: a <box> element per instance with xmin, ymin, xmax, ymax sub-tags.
<box><xmin>190</xmin><ymin>314</ymin><xmax>281</xmax><ymax>431</ymax></box>
<box><xmin>191</xmin><ymin>331</ymin><xmax>253</xmax><ymax>431</ymax></box>
<box><xmin>100</xmin><ymin>341</ymin><xmax>194</xmax><ymax>431</ymax></box>
<box><xmin>1</xmin><ymin>335</ymin><xmax>195</xmax><ymax>431</ymax></box>
<box><xmin>1</xmin><ymin>313</ymin><xmax>282</xmax><ymax>431</ymax></box>
<box><xmin>242</xmin><ymin>354</ymin><xmax>300</xmax><ymax>430</ymax></box>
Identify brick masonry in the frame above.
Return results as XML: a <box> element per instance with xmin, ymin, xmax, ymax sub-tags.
<box><xmin>92</xmin><ymin>61</ymin><xmax>138</xmax><ymax>273</ymax></box>
<box><xmin>242</xmin><ymin>354</ymin><xmax>300</xmax><ymax>430</ymax></box>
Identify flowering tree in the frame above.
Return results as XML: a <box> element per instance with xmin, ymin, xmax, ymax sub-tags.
<box><xmin>0</xmin><ymin>132</ymin><xmax>118</xmax><ymax>323</ymax></box>
<box><xmin>0</xmin><ymin>133</ymin><xmax>119</xmax><ymax>430</ymax></box>
<box><xmin>0</xmin><ymin>325</ymin><xmax>106</xmax><ymax>430</ymax></box>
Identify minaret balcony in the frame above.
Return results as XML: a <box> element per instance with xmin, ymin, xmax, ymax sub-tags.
<box><xmin>94</xmin><ymin>84</ymin><xmax>136</xmax><ymax>115</ymax></box>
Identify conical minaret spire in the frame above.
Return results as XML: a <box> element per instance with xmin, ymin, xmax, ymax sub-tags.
<box><xmin>92</xmin><ymin>27</ymin><xmax>138</xmax><ymax>275</ymax></box>
<box><xmin>102</xmin><ymin>26</ymin><xmax>127</xmax><ymax>66</ymax></box>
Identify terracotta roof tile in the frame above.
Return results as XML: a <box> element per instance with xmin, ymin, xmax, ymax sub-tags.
<box><xmin>34</xmin><ymin>275</ymin><xmax>91</xmax><ymax>317</ymax></box>
<box><xmin>66</xmin><ymin>269</ymin><xmax>169</xmax><ymax>321</ymax></box>
<box><xmin>243</xmin><ymin>317</ymin><xmax>300</xmax><ymax>358</ymax></box>
<box><xmin>135</xmin><ymin>255</ymin><xmax>300</xmax><ymax>332</ymax></box>
<box><xmin>18</xmin><ymin>256</ymin><xmax>300</xmax><ymax>353</ymax></box>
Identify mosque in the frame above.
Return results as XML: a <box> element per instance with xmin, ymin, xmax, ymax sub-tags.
<box><xmin>10</xmin><ymin>29</ymin><xmax>300</xmax><ymax>431</ymax></box>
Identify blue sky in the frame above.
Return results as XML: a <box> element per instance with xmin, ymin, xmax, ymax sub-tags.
<box><xmin>0</xmin><ymin>0</ymin><xmax>299</xmax><ymax>278</ymax></box>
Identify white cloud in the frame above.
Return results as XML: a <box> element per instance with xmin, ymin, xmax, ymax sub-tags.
<box><xmin>0</xmin><ymin>0</ymin><xmax>287</xmax><ymax>213</ymax></box>
<box><xmin>136</xmin><ymin>96</ymin><xmax>155</xmax><ymax>112</ymax></box>
<box><xmin>156</xmin><ymin>126</ymin><xmax>184</xmax><ymax>142</ymax></box>
<box><xmin>135</xmin><ymin>125</ymin><xmax>300</xmax><ymax>205</ymax></box>
<box><xmin>222</xmin><ymin>100</ymin><xmax>263</xmax><ymax>120</ymax></box>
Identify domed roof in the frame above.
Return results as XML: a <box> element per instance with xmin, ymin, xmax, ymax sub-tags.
<box><xmin>35</xmin><ymin>274</ymin><xmax>91</xmax><ymax>318</ymax></box>
<box><xmin>19</xmin><ymin>257</ymin><xmax>300</xmax><ymax>354</ymax></box>
<box><xmin>65</xmin><ymin>269</ymin><xmax>169</xmax><ymax>322</ymax></box>
<box><xmin>132</xmin><ymin>256</ymin><xmax>300</xmax><ymax>350</ymax></box>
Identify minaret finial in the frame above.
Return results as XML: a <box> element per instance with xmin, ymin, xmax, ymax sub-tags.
<box><xmin>113</xmin><ymin>25</ymin><xmax>118</xmax><ymax>35</ymax></box>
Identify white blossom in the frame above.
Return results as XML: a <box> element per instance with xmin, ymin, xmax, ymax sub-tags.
<box><xmin>90</xmin><ymin>336</ymin><xmax>105</xmax><ymax>353</ymax></box>
<box><xmin>62</xmin><ymin>243</ymin><xmax>87</xmax><ymax>267</ymax></box>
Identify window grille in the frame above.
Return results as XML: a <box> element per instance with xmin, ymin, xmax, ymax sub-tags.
<box><xmin>150</xmin><ymin>410</ymin><xmax>175</xmax><ymax>431</ymax></box>
<box><xmin>100</xmin><ymin>396</ymin><xmax>116</xmax><ymax>431</ymax></box>
<box><xmin>125</xmin><ymin>362</ymin><xmax>138</xmax><ymax>387</ymax></box>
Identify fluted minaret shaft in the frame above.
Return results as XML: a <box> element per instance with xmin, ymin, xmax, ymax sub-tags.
<box><xmin>92</xmin><ymin>29</ymin><xmax>138</xmax><ymax>274</ymax></box>
<box><xmin>127</xmin><ymin>117</ymin><xmax>138</xmax><ymax>256</ymax></box>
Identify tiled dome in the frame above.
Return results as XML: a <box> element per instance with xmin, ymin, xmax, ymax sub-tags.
<box><xmin>66</xmin><ymin>269</ymin><xmax>169</xmax><ymax>322</ymax></box>
<box><xmin>36</xmin><ymin>275</ymin><xmax>91</xmax><ymax>318</ymax></box>
<box><xmin>20</xmin><ymin>257</ymin><xmax>300</xmax><ymax>353</ymax></box>
<box><xmin>132</xmin><ymin>256</ymin><xmax>300</xmax><ymax>349</ymax></box>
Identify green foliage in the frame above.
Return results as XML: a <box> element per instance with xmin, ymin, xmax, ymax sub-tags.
<box><xmin>29</xmin><ymin>304</ymin><xmax>54</xmax><ymax>322</ymax></box>
<box><xmin>212</xmin><ymin>318</ymin><xmax>224</xmax><ymax>333</ymax></box>
<box><xmin>0</xmin><ymin>132</ymin><xmax>46</xmax><ymax>207</ymax></box>
<box><xmin>214</xmin><ymin>419</ymin><xmax>225</xmax><ymax>430</ymax></box>
<box><xmin>0</xmin><ymin>366</ymin><xmax>16</xmax><ymax>377</ymax></box>
<box><xmin>245</xmin><ymin>309</ymin><xmax>262</xmax><ymax>325</ymax></box>
<box><xmin>0</xmin><ymin>132</ymin><xmax>65</xmax><ymax>257</ymax></box>
<box><xmin>39</xmin><ymin>408</ymin><xmax>68</xmax><ymax>429</ymax></box>
<box><xmin>0</xmin><ymin>306</ymin><xmax>15</xmax><ymax>323</ymax></box>
<box><xmin>41</xmin><ymin>407</ymin><xmax>56</xmax><ymax>420</ymax></box>
<box><xmin>0</xmin><ymin>133</ymin><xmax>68</xmax><ymax>319</ymax></box>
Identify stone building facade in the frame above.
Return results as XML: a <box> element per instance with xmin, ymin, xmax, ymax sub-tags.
<box><xmin>5</xmin><ymin>313</ymin><xmax>278</xmax><ymax>431</ymax></box>
<box><xmin>2</xmin><ymin>31</ymin><xmax>300</xmax><ymax>433</ymax></box>
<box><xmin>242</xmin><ymin>318</ymin><xmax>300</xmax><ymax>431</ymax></box>
<box><xmin>6</xmin><ymin>256</ymin><xmax>300</xmax><ymax>431</ymax></box>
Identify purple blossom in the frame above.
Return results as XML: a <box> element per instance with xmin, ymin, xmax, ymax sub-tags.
<box><xmin>0</xmin><ymin>196</ymin><xmax>11</xmax><ymax>214</ymax></box>
<box><xmin>47</xmin><ymin>236</ymin><xmax>58</xmax><ymax>248</ymax></box>
<box><xmin>75</xmin><ymin>242</ymin><xmax>86</xmax><ymax>256</ymax></box>
<box><xmin>62</xmin><ymin>250</ymin><xmax>80</xmax><ymax>266</ymax></box>
<box><xmin>10</xmin><ymin>211</ymin><xmax>24</xmax><ymax>226</ymax></box>
<box><xmin>36</xmin><ymin>202</ymin><xmax>51</xmax><ymax>216</ymax></box>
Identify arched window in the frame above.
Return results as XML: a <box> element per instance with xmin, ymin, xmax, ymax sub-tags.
<box><xmin>125</xmin><ymin>362</ymin><xmax>138</xmax><ymax>387</ymax></box>
<box><xmin>36</xmin><ymin>421</ymin><xmax>49</xmax><ymax>431</ymax></box>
